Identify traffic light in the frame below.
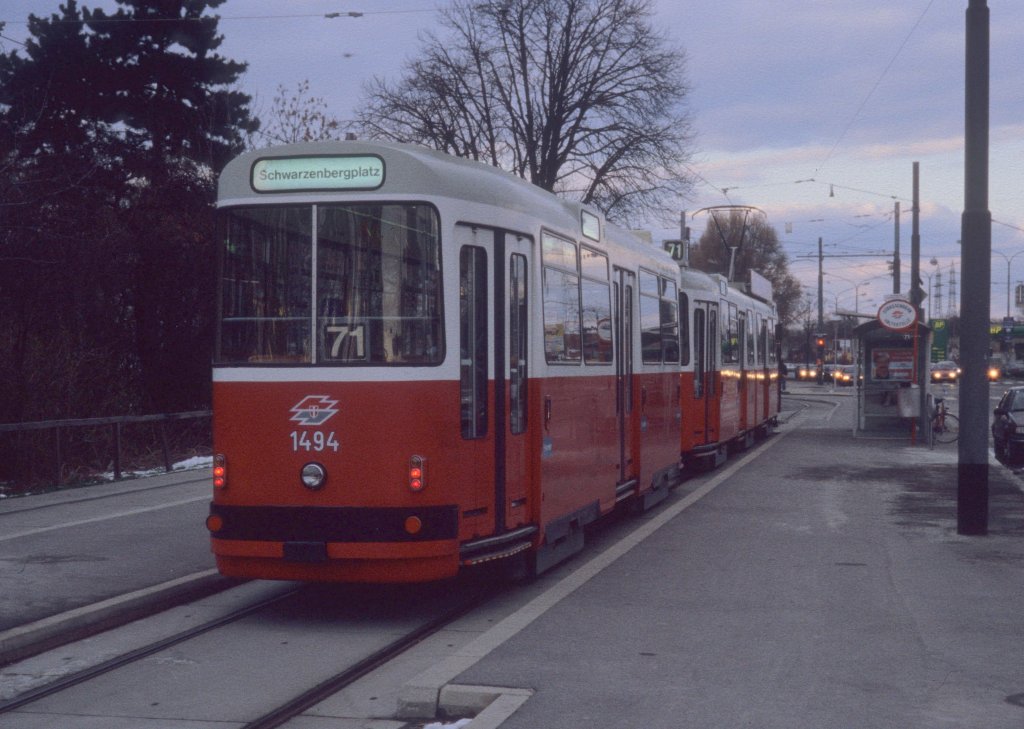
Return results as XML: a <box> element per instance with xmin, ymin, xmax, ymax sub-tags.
<box><xmin>815</xmin><ymin>335</ymin><xmax>826</xmax><ymax>349</ymax></box>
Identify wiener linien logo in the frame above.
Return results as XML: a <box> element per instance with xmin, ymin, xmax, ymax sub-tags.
<box><xmin>289</xmin><ymin>396</ymin><xmax>339</xmax><ymax>427</ymax></box>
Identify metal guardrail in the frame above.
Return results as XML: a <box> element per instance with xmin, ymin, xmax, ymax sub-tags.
<box><xmin>0</xmin><ymin>411</ymin><xmax>211</xmax><ymax>486</ymax></box>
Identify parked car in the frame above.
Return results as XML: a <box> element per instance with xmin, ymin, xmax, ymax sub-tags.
<box><xmin>1002</xmin><ymin>360</ymin><xmax>1024</xmax><ymax>379</ymax></box>
<box><xmin>833</xmin><ymin>365</ymin><xmax>858</xmax><ymax>386</ymax></box>
<box><xmin>930</xmin><ymin>360</ymin><xmax>960</xmax><ymax>383</ymax></box>
<box><xmin>992</xmin><ymin>386</ymin><xmax>1024</xmax><ymax>462</ymax></box>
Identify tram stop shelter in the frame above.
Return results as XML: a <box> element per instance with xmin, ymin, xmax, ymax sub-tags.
<box><xmin>852</xmin><ymin>318</ymin><xmax>931</xmax><ymax>435</ymax></box>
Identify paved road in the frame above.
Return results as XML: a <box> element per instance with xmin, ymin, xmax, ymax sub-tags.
<box><xmin>0</xmin><ymin>469</ymin><xmax>223</xmax><ymax>662</ymax></box>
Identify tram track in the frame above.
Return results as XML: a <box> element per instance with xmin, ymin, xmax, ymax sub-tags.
<box><xmin>0</xmin><ymin>583</ymin><xmax>302</xmax><ymax>714</ymax></box>
<box><xmin>0</xmin><ymin>575</ymin><xmax>505</xmax><ymax>727</ymax></box>
<box><xmin>240</xmin><ymin>582</ymin><xmax>500</xmax><ymax>729</ymax></box>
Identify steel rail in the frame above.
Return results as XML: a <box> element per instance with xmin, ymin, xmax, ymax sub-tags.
<box><xmin>0</xmin><ymin>585</ymin><xmax>300</xmax><ymax>714</ymax></box>
<box><xmin>240</xmin><ymin>582</ymin><xmax>504</xmax><ymax>729</ymax></box>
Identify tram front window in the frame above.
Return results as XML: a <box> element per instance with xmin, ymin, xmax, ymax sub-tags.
<box><xmin>215</xmin><ymin>204</ymin><xmax>443</xmax><ymax>365</ymax></box>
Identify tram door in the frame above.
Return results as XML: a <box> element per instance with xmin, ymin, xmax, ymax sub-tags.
<box><xmin>613</xmin><ymin>268</ymin><xmax>637</xmax><ymax>486</ymax></box>
<box><xmin>740</xmin><ymin>310</ymin><xmax>759</xmax><ymax>431</ymax></box>
<box><xmin>692</xmin><ymin>301</ymin><xmax>720</xmax><ymax>446</ymax></box>
<box><xmin>502</xmin><ymin>233</ymin><xmax>532</xmax><ymax>531</ymax></box>
<box><xmin>457</xmin><ymin>225</ymin><xmax>532</xmax><ymax>537</ymax></box>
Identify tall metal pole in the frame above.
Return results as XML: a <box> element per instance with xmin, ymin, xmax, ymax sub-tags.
<box><xmin>910</xmin><ymin>165</ymin><xmax>921</xmax><ymax>314</ymax></box>
<box><xmin>893</xmin><ymin>201</ymin><xmax>901</xmax><ymax>294</ymax></box>
<box><xmin>959</xmin><ymin>0</ymin><xmax>990</xmax><ymax>535</ymax></box>
<box><xmin>817</xmin><ymin>237</ymin><xmax>825</xmax><ymax>384</ymax></box>
<box><xmin>817</xmin><ymin>237</ymin><xmax>824</xmax><ymax>332</ymax></box>
<box><xmin>910</xmin><ymin>163</ymin><xmax>929</xmax><ymax>438</ymax></box>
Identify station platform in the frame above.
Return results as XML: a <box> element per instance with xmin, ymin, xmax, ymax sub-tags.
<box><xmin>399</xmin><ymin>391</ymin><xmax>1024</xmax><ymax>729</ymax></box>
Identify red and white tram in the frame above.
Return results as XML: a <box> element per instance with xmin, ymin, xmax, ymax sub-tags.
<box><xmin>206</xmin><ymin>141</ymin><xmax>777</xmax><ymax>583</ymax></box>
<box><xmin>677</xmin><ymin>266</ymin><xmax>779</xmax><ymax>470</ymax></box>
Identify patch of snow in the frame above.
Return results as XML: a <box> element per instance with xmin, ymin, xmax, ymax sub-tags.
<box><xmin>97</xmin><ymin>455</ymin><xmax>213</xmax><ymax>482</ymax></box>
<box><xmin>423</xmin><ymin>720</ymin><xmax>472</xmax><ymax>729</ymax></box>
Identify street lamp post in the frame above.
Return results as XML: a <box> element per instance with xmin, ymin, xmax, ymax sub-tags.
<box><xmin>992</xmin><ymin>249</ymin><xmax>1024</xmax><ymax>318</ymax></box>
<box><xmin>921</xmin><ymin>258</ymin><xmax>939</xmax><ymax>321</ymax></box>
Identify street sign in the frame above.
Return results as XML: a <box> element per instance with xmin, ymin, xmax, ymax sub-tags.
<box><xmin>877</xmin><ymin>299</ymin><xmax>917</xmax><ymax>331</ymax></box>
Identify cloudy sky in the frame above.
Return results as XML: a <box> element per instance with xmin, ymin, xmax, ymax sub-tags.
<box><xmin>3</xmin><ymin>0</ymin><xmax>1023</xmax><ymax>319</ymax></box>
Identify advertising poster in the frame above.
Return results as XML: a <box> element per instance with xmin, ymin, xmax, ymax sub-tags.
<box><xmin>870</xmin><ymin>348</ymin><xmax>915</xmax><ymax>382</ymax></box>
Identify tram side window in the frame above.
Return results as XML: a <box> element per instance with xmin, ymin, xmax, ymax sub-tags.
<box><xmin>216</xmin><ymin>206</ymin><xmax>313</xmax><ymax>364</ymax></box>
<box><xmin>581</xmin><ymin>246</ymin><xmax>612</xmax><ymax>364</ymax></box>
<box><xmin>722</xmin><ymin>303</ymin><xmax>739</xmax><ymax>365</ymax></box>
<box><xmin>746</xmin><ymin>310</ymin><xmax>757</xmax><ymax>366</ymax></box>
<box><xmin>709</xmin><ymin>308</ymin><xmax>718</xmax><ymax>395</ymax></box>
<box><xmin>542</xmin><ymin>232</ymin><xmax>581</xmax><ymax>363</ymax></box>
<box><xmin>679</xmin><ymin>293</ymin><xmax>690</xmax><ymax>366</ymax></box>
<box><xmin>509</xmin><ymin>253</ymin><xmax>528</xmax><ymax>435</ymax></box>
<box><xmin>640</xmin><ymin>271</ymin><xmax>679</xmax><ymax>364</ymax></box>
<box><xmin>661</xmin><ymin>279</ymin><xmax>679</xmax><ymax>363</ymax></box>
<box><xmin>640</xmin><ymin>271</ymin><xmax>661</xmax><ymax>362</ymax></box>
<box><xmin>693</xmin><ymin>308</ymin><xmax>705</xmax><ymax>398</ymax></box>
<box><xmin>460</xmin><ymin>246</ymin><xmax>488</xmax><ymax>439</ymax></box>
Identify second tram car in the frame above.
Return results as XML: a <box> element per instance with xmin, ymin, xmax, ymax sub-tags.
<box><xmin>206</xmin><ymin>140</ymin><xmax>778</xmax><ymax>583</ymax></box>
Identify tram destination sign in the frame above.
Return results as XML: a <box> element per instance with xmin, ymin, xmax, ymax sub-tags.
<box><xmin>251</xmin><ymin>155</ymin><xmax>385</xmax><ymax>193</ymax></box>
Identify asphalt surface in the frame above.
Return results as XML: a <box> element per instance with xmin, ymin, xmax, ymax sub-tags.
<box><xmin>3</xmin><ymin>384</ymin><xmax>1024</xmax><ymax>729</ymax></box>
<box><xmin>0</xmin><ymin>469</ymin><xmax>229</xmax><ymax>664</ymax></box>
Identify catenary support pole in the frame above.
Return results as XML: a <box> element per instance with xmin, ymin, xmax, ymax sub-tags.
<box><xmin>911</xmin><ymin>164</ymin><xmax>929</xmax><ymax>439</ymax></box>
<box><xmin>893</xmin><ymin>201</ymin><xmax>901</xmax><ymax>294</ymax></box>
<box><xmin>959</xmin><ymin>0</ymin><xmax>990</xmax><ymax>535</ymax></box>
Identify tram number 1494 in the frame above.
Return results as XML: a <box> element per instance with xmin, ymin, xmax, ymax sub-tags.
<box><xmin>290</xmin><ymin>431</ymin><xmax>340</xmax><ymax>453</ymax></box>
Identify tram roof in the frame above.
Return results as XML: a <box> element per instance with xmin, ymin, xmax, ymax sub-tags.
<box><xmin>222</xmin><ymin>140</ymin><xmax>580</xmax><ymax>224</ymax></box>
<box><xmin>218</xmin><ymin>140</ymin><xmax>676</xmax><ymax>271</ymax></box>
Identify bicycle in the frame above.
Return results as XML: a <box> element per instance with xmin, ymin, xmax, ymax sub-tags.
<box><xmin>931</xmin><ymin>397</ymin><xmax>959</xmax><ymax>443</ymax></box>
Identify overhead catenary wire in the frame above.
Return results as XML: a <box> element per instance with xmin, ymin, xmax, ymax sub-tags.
<box><xmin>812</xmin><ymin>0</ymin><xmax>937</xmax><ymax>177</ymax></box>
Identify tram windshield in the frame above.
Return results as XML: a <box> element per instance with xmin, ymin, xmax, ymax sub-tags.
<box><xmin>215</xmin><ymin>204</ymin><xmax>443</xmax><ymax>365</ymax></box>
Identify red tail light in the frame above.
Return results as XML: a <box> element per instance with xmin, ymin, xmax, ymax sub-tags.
<box><xmin>213</xmin><ymin>453</ymin><xmax>227</xmax><ymax>489</ymax></box>
<box><xmin>409</xmin><ymin>455</ymin><xmax>426</xmax><ymax>492</ymax></box>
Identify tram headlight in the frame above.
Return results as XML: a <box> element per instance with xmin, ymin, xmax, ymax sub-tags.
<box><xmin>300</xmin><ymin>462</ymin><xmax>327</xmax><ymax>490</ymax></box>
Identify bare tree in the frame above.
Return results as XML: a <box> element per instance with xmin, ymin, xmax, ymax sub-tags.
<box><xmin>354</xmin><ymin>0</ymin><xmax>694</xmax><ymax>225</ymax></box>
<box><xmin>255</xmin><ymin>80</ymin><xmax>342</xmax><ymax>146</ymax></box>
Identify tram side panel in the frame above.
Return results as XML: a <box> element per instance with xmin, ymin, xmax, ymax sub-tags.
<box><xmin>636</xmin><ymin>368</ymin><xmax>681</xmax><ymax>491</ymax></box>
<box><xmin>537</xmin><ymin>371</ymin><xmax>619</xmax><ymax>546</ymax></box>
